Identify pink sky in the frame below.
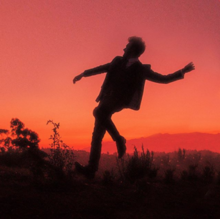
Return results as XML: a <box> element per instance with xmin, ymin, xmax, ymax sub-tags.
<box><xmin>1</xmin><ymin>0</ymin><xmax>220</xmax><ymax>150</ymax></box>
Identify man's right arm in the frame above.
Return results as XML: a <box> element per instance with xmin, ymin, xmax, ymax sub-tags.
<box><xmin>73</xmin><ymin>63</ymin><xmax>110</xmax><ymax>84</ymax></box>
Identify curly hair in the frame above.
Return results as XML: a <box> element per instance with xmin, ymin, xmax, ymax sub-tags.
<box><xmin>128</xmin><ymin>36</ymin><xmax>146</xmax><ymax>57</ymax></box>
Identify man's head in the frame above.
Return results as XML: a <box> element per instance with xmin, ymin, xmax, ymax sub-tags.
<box><xmin>123</xmin><ymin>36</ymin><xmax>145</xmax><ymax>58</ymax></box>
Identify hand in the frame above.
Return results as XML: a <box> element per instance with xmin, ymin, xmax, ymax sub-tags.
<box><xmin>182</xmin><ymin>62</ymin><xmax>195</xmax><ymax>74</ymax></box>
<box><xmin>73</xmin><ymin>73</ymin><xmax>83</xmax><ymax>84</ymax></box>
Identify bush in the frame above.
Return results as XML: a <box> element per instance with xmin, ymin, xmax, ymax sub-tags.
<box><xmin>10</xmin><ymin>118</ymin><xmax>40</xmax><ymax>150</ymax></box>
<box><xmin>188</xmin><ymin>164</ymin><xmax>199</xmax><ymax>181</ymax></box>
<box><xmin>102</xmin><ymin>170</ymin><xmax>114</xmax><ymax>186</ymax></box>
<box><xmin>117</xmin><ymin>146</ymin><xmax>158</xmax><ymax>183</ymax></box>
<box><xmin>217</xmin><ymin>171</ymin><xmax>220</xmax><ymax>185</ymax></box>
<box><xmin>202</xmin><ymin>165</ymin><xmax>215</xmax><ymax>183</ymax></box>
<box><xmin>0</xmin><ymin>148</ymin><xmax>22</xmax><ymax>167</ymax></box>
<box><xmin>164</xmin><ymin>168</ymin><xmax>175</xmax><ymax>184</ymax></box>
<box><xmin>47</xmin><ymin>120</ymin><xmax>74</xmax><ymax>175</ymax></box>
<box><xmin>181</xmin><ymin>164</ymin><xmax>199</xmax><ymax>182</ymax></box>
<box><xmin>177</xmin><ymin>148</ymin><xmax>186</xmax><ymax>161</ymax></box>
<box><xmin>0</xmin><ymin>119</ymin><xmax>47</xmax><ymax>172</ymax></box>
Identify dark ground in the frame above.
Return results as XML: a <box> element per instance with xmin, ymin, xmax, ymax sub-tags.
<box><xmin>0</xmin><ymin>167</ymin><xmax>220</xmax><ymax>219</ymax></box>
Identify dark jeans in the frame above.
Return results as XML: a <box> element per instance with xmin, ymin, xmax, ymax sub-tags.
<box><xmin>88</xmin><ymin>97</ymin><xmax>124</xmax><ymax>171</ymax></box>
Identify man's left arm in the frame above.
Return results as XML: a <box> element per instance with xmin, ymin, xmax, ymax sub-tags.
<box><xmin>144</xmin><ymin>62</ymin><xmax>195</xmax><ymax>84</ymax></box>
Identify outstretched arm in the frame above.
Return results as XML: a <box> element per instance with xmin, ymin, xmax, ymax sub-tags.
<box><xmin>144</xmin><ymin>62</ymin><xmax>195</xmax><ymax>84</ymax></box>
<box><xmin>73</xmin><ymin>63</ymin><xmax>111</xmax><ymax>84</ymax></box>
<box><xmin>73</xmin><ymin>73</ymin><xmax>84</xmax><ymax>84</ymax></box>
<box><xmin>181</xmin><ymin>62</ymin><xmax>195</xmax><ymax>74</ymax></box>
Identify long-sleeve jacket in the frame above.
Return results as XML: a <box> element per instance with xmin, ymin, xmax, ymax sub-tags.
<box><xmin>83</xmin><ymin>56</ymin><xmax>184</xmax><ymax>110</ymax></box>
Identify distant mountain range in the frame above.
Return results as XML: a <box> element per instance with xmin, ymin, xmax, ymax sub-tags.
<box><xmin>83</xmin><ymin>133</ymin><xmax>220</xmax><ymax>154</ymax></box>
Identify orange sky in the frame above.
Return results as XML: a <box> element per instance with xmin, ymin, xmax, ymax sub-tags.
<box><xmin>1</xmin><ymin>0</ymin><xmax>220</xmax><ymax>150</ymax></box>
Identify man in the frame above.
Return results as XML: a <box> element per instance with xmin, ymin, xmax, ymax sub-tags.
<box><xmin>73</xmin><ymin>36</ymin><xmax>195</xmax><ymax>179</ymax></box>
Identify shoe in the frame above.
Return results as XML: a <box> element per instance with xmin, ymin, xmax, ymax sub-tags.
<box><xmin>116</xmin><ymin>136</ymin><xmax>126</xmax><ymax>158</ymax></box>
<box><xmin>75</xmin><ymin>162</ymin><xmax>96</xmax><ymax>179</ymax></box>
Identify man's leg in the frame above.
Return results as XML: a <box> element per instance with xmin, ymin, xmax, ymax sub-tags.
<box><xmin>75</xmin><ymin>100</ymin><xmax>126</xmax><ymax>178</ymax></box>
<box><xmin>88</xmin><ymin>101</ymin><xmax>125</xmax><ymax>172</ymax></box>
<box><xmin>88</xmin><ymin>119</ymin><xmax>106</xmax><ymax>171</ymax></box>
<box><xmin>93</xmin><ymin>103</ymin><xmax>120</xmax><ymax>141</ymax></box>
<box><xmin>75</xmin><ymin>110</ymin><xmax>107</xmax><ymax>179</ymax></box>
<box><xmin>93</xmin><ymin>102</ymin><xmax>126</xmax><ymax>158</ymax></box>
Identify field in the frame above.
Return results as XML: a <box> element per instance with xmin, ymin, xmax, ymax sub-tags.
<box><xmin>0</xmin><ymin>149</ymin><xmax>220</xmax><ymax>219</ymax></box>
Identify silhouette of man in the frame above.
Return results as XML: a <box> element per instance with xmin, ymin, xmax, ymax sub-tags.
<box><xmin>73</xmin><ymin>36</ymin><xmax>195</xmax><ymax>178</ymax></box>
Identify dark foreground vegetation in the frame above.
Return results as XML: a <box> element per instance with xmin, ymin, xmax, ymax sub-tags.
<box><xmin>0</xmin><ymin>119</ymin><xmax>220</xmax><ymax>218</ymax></box>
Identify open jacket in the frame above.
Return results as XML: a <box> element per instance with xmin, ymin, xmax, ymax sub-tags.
<box><xmin>83</xmin><ymin>56</ymin><xmax>184</xmax><ymax>110</ymax></box>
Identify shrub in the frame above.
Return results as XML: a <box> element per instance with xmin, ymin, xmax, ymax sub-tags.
<box><xmin>184</xmin><ymin>164</ymin><xmax>199</xmax><ymax>181</ymax></box>
<box><xmin>102</xmin><ymin>170</ymin><xmax>114</xmax><ymax>186</ymax></box>
<box><xmin>217</xmin><ymin>171</ymin><xmax>220</xmax><ymax>185</ymax></box>
<box><xmin>117</xmin><ymin>146</ymin><xmax>158</xmax><ymax>183</ymax></box>
<box><xmin>10</xmin><ymin>118</ymin><xmax>40</xmax><ymax>150</ymax></box>
<box><xmin>181</xmin><ymin>170</ymin><xmax>188</xmax><ymax>181</ymax></box>
<box><xmin>188</xmin><ymin>164</ymin><xmax>199</xmax><ymax>180</ymax></box>
<box><xmin>47</xmin><ymin>120</ymin><xmax>74</xmax><ymax>175</ymax></box>
<box><xmin>0</xmin><ymin>119</ymin><xmax>47</xmax><ymax>173</ymax></box>
<box><xmin>202</xmin><ymin>165</ymin><xmax>215</xmax><ymax>183</ymax></box>
<box><xmin>164</xmin><ymin>168</ymin><xmax>175</xmax><ymax>183</ymax></box>
<box><xmin>0</xmin><ymin>148</ymin><xmax>22</xmax><ymax>167</ymax></box>
<box><xmin>177</xmin><ymin>148</ymin><xmax>186</xmax><ymax>161</ymax></box>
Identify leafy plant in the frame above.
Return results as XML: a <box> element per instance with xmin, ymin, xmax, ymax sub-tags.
<box><xmin>47</xmin><ymin>120</ymin><xmax>74</xmax><ymax>175</ymax></box>
<box><xmin>0</xmin><ymin>119</ymin><xmax>50</xmax><ymax>180</ymax></box>
<box><xmin>10</xmin><ymin>118</ymin><xmax>40</xmax><ymax>150</ymax></box>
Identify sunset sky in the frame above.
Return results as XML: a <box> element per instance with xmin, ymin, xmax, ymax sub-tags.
<box><xmin>1</xmin><ymin>0</ymin><xmax>220</xmax><ymax>150</ymax></box>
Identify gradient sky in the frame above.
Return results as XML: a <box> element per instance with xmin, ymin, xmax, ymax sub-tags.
<box><xmin>1</xmin><ymin>0</ymin><xmax>220</xmax><ymax>150</ymax></box>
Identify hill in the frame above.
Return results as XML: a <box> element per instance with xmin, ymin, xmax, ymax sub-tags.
<box><xmin>83</xmin><ymin>132</ymin><xmax>220</xmax><ymax>154</ymax></box>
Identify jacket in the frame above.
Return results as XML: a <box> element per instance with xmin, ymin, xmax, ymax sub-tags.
<box><xmin>83</xmin><ymin>56</ymin><xmax>184</xmax><ymax>110</ymax></box>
